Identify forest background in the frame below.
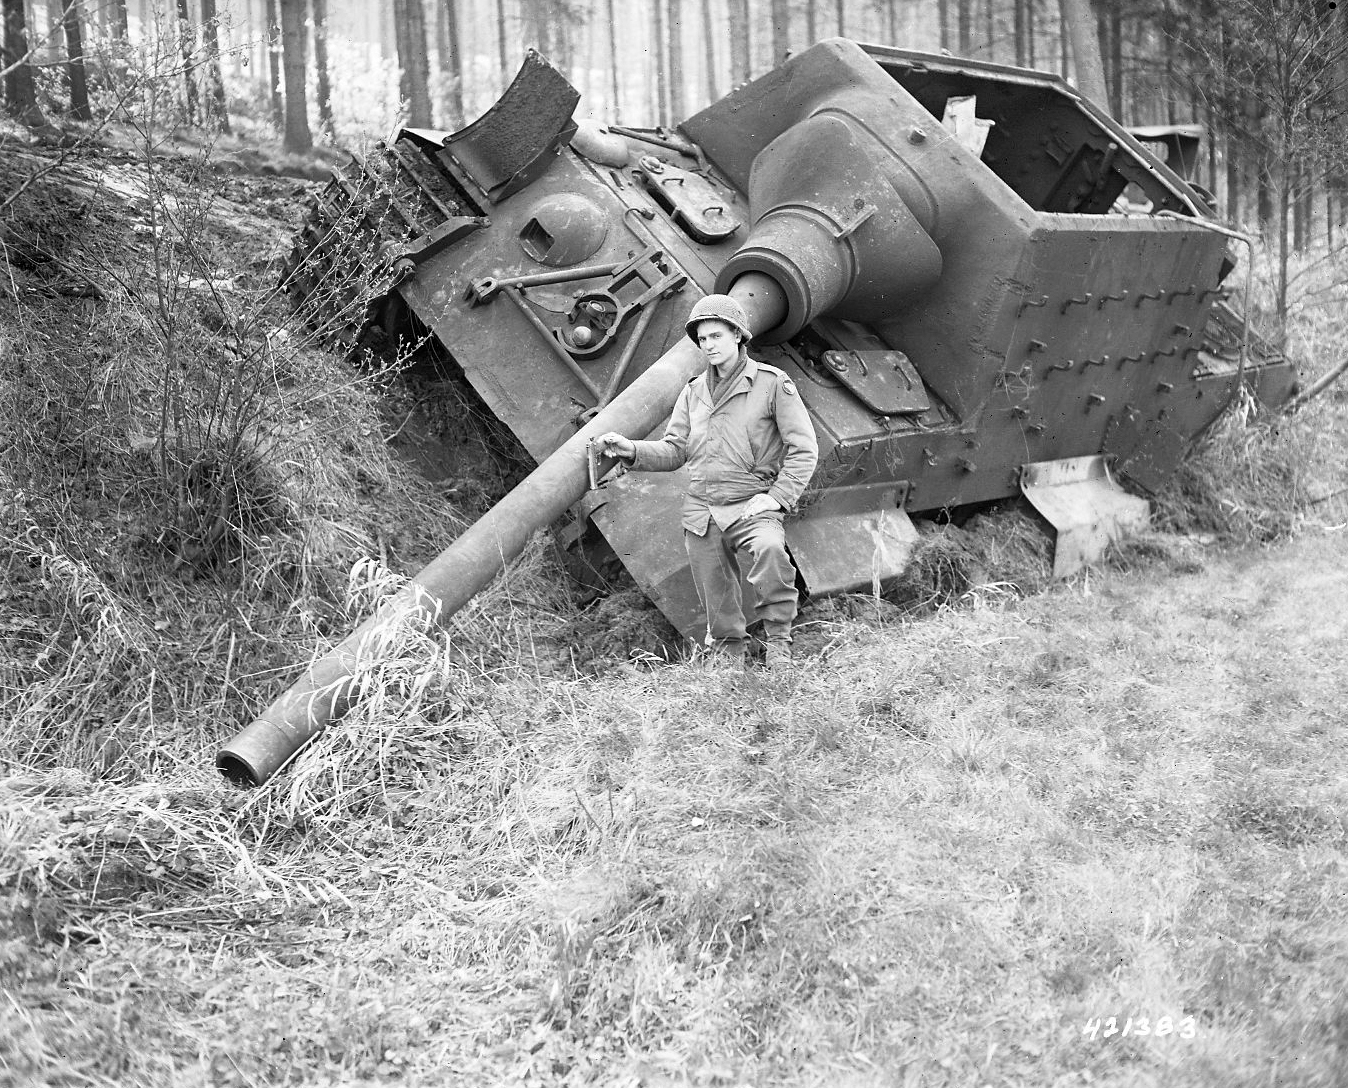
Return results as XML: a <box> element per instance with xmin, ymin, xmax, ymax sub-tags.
<box><xmin>6</xmin><ymin>0</ymin><xmax>1348</xmax><ymax>245</ymax></box>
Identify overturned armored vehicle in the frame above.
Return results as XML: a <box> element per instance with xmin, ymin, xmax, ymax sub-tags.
<box><xmin>219</xmin><ymin>39</ymin><xmax>1293</xmax><ymax>785</ymax></box>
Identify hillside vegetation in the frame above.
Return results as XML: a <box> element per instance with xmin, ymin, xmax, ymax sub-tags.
<box><xmin>3</xmin><ymin>131</ymin><xmax>1348</xmax><ymax>1087</ymax></box>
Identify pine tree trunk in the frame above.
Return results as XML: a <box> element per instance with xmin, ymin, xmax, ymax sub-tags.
<box><xmin>1290</xmin><ymin>161</ymin><xmax>1302</xmax><ymax>252</ymax></box>
<box><xmin>1206</xmin><ymin>100</ymin><xmax>1217</xmax><ymax>197</ymax></box>
<box><xmin>1108</xmin><ymin>4</ymin><xmax>1122</xmax><ymax>120</ymax></box>
<box><xmin>958</xmin><ymin>0</ymin><xmax>971</xmax><ymax>54</ymax></box>
<box><xmin>1026</xmin><ymin>0</ymin><xmax>1034</xmax><ymax>66</ymax></box>
<box><xmin>63</xmin><ymin>1</ymin><xmax>91</xmax><ymax>121</ymax></box>
<box><xmin>436</xmin><ymin>0</ymin><xmax>463</xmax><ymax>128</ymax></box>
<box><xmin>2</xmin><ymin>0</ymin><xmax>37</xmax><ymax>119</ymax></box>
<box><xmin>700</xmin><ymin>0</ymin><xmax>717</xmax><ymax>103</ymax></box>
<box><xmin>1276</xmin><ymin>153</ymin><xmax>1290</xmax><ymax>337</ymax></box>
<box><xmin>1163</xmin><ymin>0</ymin><xmax>1176</xmax><ymax>124</ymax></box>
<box><xmin>279</xmin><ymin>0</ymin><xmax>312</xmax><ymax>152</ymax></box>
<box><xmin>176</xmin><ymin>0</ymin><xmax>199</xmax><ymax>124</ymax></box>
<box><xmin>836</xmin><ymin>0</ymin><xmax>845</xmax><ymax>36</ymax></box>
<box><xmin>520</xmin><ymin>0</ymin><xmax>548</xmax><ymax>56</ymax></box>
<box><xmin>729</xmin><ymin>0</ymin><xmax>749</xmax><ymax>86</ymax></box>
<box><xmin>983</xmin><ymin>0</ymin><xmax>993</xmax><ymax>60</ymax></box>
<box><xmin>667</xmin><ymin>0</ymin><xmax>684</xmax><ymax>120</ymax></box>
<box><xmin>393</xmin><ymin>0</ymin><xmax>433</xmax><ymax>127</ymax></box>
<box><xmin>938</xmin><ymin>0</ymin><xmax>949</xmax><ymax>50</ymax></box>
<box><xmin>496</xmin><ymin>0</ymin><xmax>509</xmax><ymax>91</ymax></box>
<box><xmin>1014</xmin><ymin>0</ymin><xmax>1027</xmax><ymax>67</ymax></box>
<box><xmin>109</xmin><ymin>0</ymin><xmax>127</xmax><ymax>38</ymax></box>
<box><xmin>606</xmin><ymin>0</ymin><xmax>620</xmax><ymax>119</ymax></box>
<box><xmin>199</xmin><ymin>0</ymin><xmax>230</xmax><ymax>132</ymax></box>
<box><xmin>653</xmin><ymin>0</ymin><xmax>668</xmax><ymax>124</ymax></box>
<box><xmin>266</xmin><ymin>0</ymin><xmax>284</xmax><ymax>128</ymax></box>
<box><xmin>806</xmin><ymin>0</ymin><xmax>817</xmax><ymax>44</ymax></box>
<box><xmin>1257</xmin><ymin>156</ymin><xmax>1273</xmax><ymax>233</ymax></box>
<box><xmin>1060</xmin><ymin>0</ymin><xmax>1107</xmax><ymax>108</ymax></box>
<box><xmin>1225</xmin><ymin>130</ymin><xmax>1240</xmax><ymax>224</ymax></box>
<box><xmin>312</xmin><ymin>0</ymin><xmax>333</xmax><ymax>134</ymax></box>
<box><xmin>771</xmin><ymin>0</ymin><xmax>790</xmax><ymax>63</ymax></box>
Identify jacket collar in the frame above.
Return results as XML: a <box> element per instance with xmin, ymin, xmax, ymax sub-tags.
<box><xmin>694</xmin><ymin>355</ymin><xmax>759</xmax><ymax>405</ymax></box>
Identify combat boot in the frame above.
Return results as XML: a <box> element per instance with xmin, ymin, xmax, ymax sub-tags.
<box><xmin>764</xmin><ymin>640</ymin><xmax>793</xmax><ymax>670</ymax></box>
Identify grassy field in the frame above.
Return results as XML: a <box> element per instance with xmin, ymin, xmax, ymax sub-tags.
<box><xmin>4</xmin><ymin>131</ymin><xmax>1348</xmax><ymax>1087</ymax></box>
<box><xmin>5</xmin><ymin>527</ymin><xmax>1348</xmax><ymax>1086</ymax></box>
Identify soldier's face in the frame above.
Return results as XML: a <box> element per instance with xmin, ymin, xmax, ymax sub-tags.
<box><xmin>696</xmin><ymin>320</ymin><xmax>740</xmax><ymax>368</ymax></box>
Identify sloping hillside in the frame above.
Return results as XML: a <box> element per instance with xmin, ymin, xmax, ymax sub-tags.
<box><xmin>3</xmin><ymin>134</ymin><xmax>1348</xmax><ymax>1088</ymax></box>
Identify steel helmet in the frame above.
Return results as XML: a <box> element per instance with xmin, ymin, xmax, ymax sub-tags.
<box><xmin>684</xmin><ymin>294</ymin><xmax>752</xmax><ymax>344</ymax></box>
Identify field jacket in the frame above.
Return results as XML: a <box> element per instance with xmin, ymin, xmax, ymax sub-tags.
<box><xmin>629</xmin><ymin>357</ymin><xmax>819</xmax><ymax>536</ymax></box>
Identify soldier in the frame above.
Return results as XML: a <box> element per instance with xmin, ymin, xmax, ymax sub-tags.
<box><xmin>596</xmin><ymin>294</ymin><xmax>819</xmax><ymax>668</ymax></box>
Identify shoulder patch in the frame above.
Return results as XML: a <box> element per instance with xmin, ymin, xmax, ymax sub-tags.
<box><xmin>780</xmin><ymin>377</ymin><xmax>798</xmax><ymax>396</ymax></box>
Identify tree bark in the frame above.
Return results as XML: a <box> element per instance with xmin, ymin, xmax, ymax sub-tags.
<box><xmin>700</xmin><ymin>0</ymin><xmax>717</xmax><ymax>103</ymax></box>
<box><xmin>667</xmin><ymin>0</ymin><xmax>684</xmax><ymax>120</ymax></box>
<box><xmin>520</xmin><ymin>0</ymin><xmax>546</xmax><ymax>56</ymax></box>
<box><xmin>1014</xmin><ymin>0</ymin><xmax>1027</xmax><ymax>67</ymax></box>
<box><xmin>958</xmin><ymin>0</ymin><xmax>971</xmax><ymax>55</ymax></box>
<box><xmin>938</xmin><ymin>0</ymin><xmax>949</xmax><ymax>50</ymax></box>
<box><xmin>435</xmin><ymin>0</ymin><xmax>463</xmax><ymax>128</ymax></box>
<box><xmin>199</xmin><ymin>0</ymin><xmax>230</xmax><ymax>132</ymax></box>
<box><xmin>393</xmin><ymin>0</ymin><xmax>433</xmax><ymax>127</ymax></box>
<box><xmin>496</xmin><ymin>0</ymin><xmax>509</xmax><ymax>94</ymax></box>
<box><xmin>312</xmin><ymin>0</ymin><xmax>333</xmax><ymax>135</ymax></box>
<box><xmin>5</xmin><ymin>0</ymin><xmax>46</xmax><ymax>125</ymax></box>
<box><xmin>606</xmin><ymin>0</ymin><xmax>620</xmax><ymax>119</ymax></box>
<box><xmin>652</xmin><ymin>0</ymin><xmax>668</xmax><ymax>124</ymax></box>
<box><xmin>62</xmin><ymin>1</ymin><xmax>91</xmax><ymax>121</ymax></box>
<box><xmin>279</xmin><ymin>0</ymin><xmax>312</xmax><ymax>153</ymax></box>
<box><xmin>728</xmin><ymin>0</ymin><xmax>749</xmax><ymax>86</ymax></box>
<box><xmin>109</xmin><ymin>0</ymin><xmax>128</xmax><ymax>38</ymax></box>
<box><xmin>176</xmin><ymin>0</ymin><xmax>199</xmax><ymax>125</ymax></box>
<box><xmin>836</xmin><ymin>0</ymin><xmax>845</xmax><ymax>36</ymax></box>
<box><xmin>1060</xmin><ymin>0</ymin><xmax>1107</xmax><ymax>109</ymax></box>
<box><xmin>1107</xmin><ymin>3</ymin><xmax>1122</xmax><ymax>120</ymax></box>
<box><xmin>1225</xmin><ymin>128</ymin><xmax>1241</xmax><ymax>224</ymax></box>
<box><xmin>771</xmin><ymin>0</ymin><xmax>791</xmax><ymax>62</ymax></box>
<box><xmin>266</xmin><ymin>0</ymin><xmax>284</xmax><ymax>128</ymax></box>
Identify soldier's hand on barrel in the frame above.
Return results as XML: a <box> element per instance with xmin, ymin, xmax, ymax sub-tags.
<box><xmin>596</xmin><ymin>432</ymin><xmax>635</xmax><ymax>460</ymax></box>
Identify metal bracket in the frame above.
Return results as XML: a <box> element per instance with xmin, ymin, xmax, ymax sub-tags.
<box><xmin>1020</xmin><ymin>455</ymin><xmax>1149</xmax><ymax>578</ymax></box>
<box><xmin>554</xmin><ymin>246</ymin><xmax>688</xmax><ymax>359</ymax></box>
<box><xmin>821</xmin><ymin>349</ymin><xmax>930</xmax><ymax>415</ymax></box>
<box><xmin>634</xmin><ymin>155</ymin><xmax>739</xmax><ymax>244</ymax></box>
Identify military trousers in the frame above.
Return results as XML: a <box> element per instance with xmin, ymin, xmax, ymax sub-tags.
<box><xmin>684</xmin><ymin>511</ymin><xmax>799</xmax><ymax>648</ymax></box>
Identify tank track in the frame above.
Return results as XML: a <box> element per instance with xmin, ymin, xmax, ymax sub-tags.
<box><xmin>281</xmin><ymin>134</ymin><xmax>477</xmax><ymax>353</ymax></box>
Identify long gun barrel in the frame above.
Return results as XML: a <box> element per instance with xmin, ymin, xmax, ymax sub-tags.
<box><xmin>216</xmin><ymin>275</ymin><xmax>786</xmax><ymax>786</ymax></box>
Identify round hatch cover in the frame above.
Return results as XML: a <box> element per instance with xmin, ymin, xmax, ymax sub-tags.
<box><xmin>518</xmin><ymin>193</ymin><xmax>610</xmax><ymax>267</ymax></box>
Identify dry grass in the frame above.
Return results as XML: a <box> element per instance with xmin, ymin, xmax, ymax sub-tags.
<box><xmin>6</xmin><ymin>140</ymin><xmax>1348</xmax><ymax>1086</ymax></box>
<box><xmin>9</xmin><ymin>529</ymin><xmax>1348</xmax><ymax>1086</ymax></box>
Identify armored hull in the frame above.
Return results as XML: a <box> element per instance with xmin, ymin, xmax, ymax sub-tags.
<box><xmin>296</xmin><ymin>39</ymin><xmax>1288</xmax><ymax>636</ymax></box>
<box><xmin>216</xmin><ymin>40</ymin><xmax>1294</xmax><ymax>786</ymax></box>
